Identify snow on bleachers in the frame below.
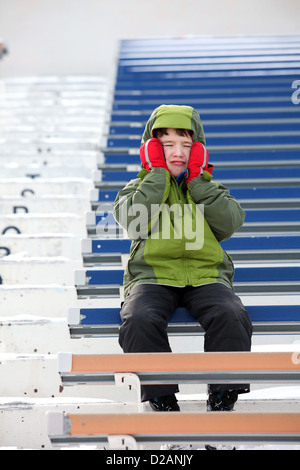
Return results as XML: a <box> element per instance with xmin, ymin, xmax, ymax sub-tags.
<box><xmin>0</xmin><ymin>75</ymin><xmax>114</xmax><ymax>449</ymax></box>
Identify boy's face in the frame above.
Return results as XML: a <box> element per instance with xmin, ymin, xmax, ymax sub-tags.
<box><xmin>158</xmin><ymin>128</ymin><xmax>192</xmax><ymax>178</ymax></box>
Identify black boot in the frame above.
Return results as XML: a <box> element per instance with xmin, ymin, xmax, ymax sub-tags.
<box><xmin>149</xmin><ymin>394</ymin><xmax>180</xmax><ymax>412</ymax></box>
<box><xmin>207</xmin><ymin>390</ymin><xmax>238</xmax><ymax>412</ymax></box>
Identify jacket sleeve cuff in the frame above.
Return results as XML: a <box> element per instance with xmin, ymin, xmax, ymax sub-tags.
<box><xmin>187</xmin><ymin>174</ymin><xmax>214</xmax><ymax>195</ymax></box>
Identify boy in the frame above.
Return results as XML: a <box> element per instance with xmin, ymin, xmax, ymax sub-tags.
<box><xmin>113</xmin><ymin>104</ymin><xmax>253</xmax><ymax>412</ymax></box>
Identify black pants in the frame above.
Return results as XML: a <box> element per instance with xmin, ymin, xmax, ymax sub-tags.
<box><xmin>119</xmin><ymin>283</ymin><xmax>253</xmax><ymax>402</ymax></box>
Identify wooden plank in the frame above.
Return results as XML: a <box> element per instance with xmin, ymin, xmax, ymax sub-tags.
<box><xmin>66</xmin><ymin>412</ymin><xmax>300</xmax><ymax>436</ymax></box>
<box><xmin>70</xmin><ymin>352</ymin><xmax>300</xmax><ymax>374</ymax></box>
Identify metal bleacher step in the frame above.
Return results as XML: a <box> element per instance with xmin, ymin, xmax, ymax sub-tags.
<box><xmin>102</xmin><ymin>132</ymin><xmax>300</xmax><ymax>149</ymax></box>
<box><xmin>0</xmin><ymin>282</ymin><xmax>119</xmax><ymax>318</ymax></box>
<box><xmin>81</xmin><ymin>235</ymin><xmax>300</xmax><ymax>265</ymax></box>
<box><xmin>0</xmin><ymin>151</ymin><xmax>99</xmax><ymax>167</ymax></box>
<box><xmin>68</xmin><ymin>295</ymin><xmax>300</xmax><ymax>338</ymax></box>
<box><xmin>74</xmin><ymin>264</ymin><xmax>300</xmax><ymax>297</ymax></box>
<box><xmin>93</xmin><ymin>167</ymin><xmax>300</xmax><ymax>189</ymax></box>
<box><xmin>97</xmin><ymin>154</ymin><xmax>300</xmax><ymax>170</ymax></box>
<box><xmin>1</xmin><ymin>348</ymin><xmax>299</xmax><ymax>400</ymax></box>
<box><xmin>0</xmin><ymin>397</ymin><xmax>137</xmax><ymax>450</ymax></box>
<box><xmin>2</xmin><ymin>393</ymin><xmax>300</xmax><ymax>450</ymax></box>
<box><xmin>85</xmin><ymin>209</ymin><xmax>300</xmax><ymax>237</ymax></box>
<box><xmin>1</xmin><ymin>165</ymin><xmax>95</xmax><ymax>179</ymax></box>
<box><xmin>91</xmin><ymin>186</ymin><xmax>300</xmax><ymax>210</ymax></box>
<box><xmin>0</xmin><ymin>354</ymin><xmax>133</xmax><ymax>401</ymax></box>
<box><xmin>0</xmin><ymin>138</ymin><xmax>102</xmax><ymax>154</ymax></box>
<box><xmin>0</xmin><ymin>315</ymin><xmax>120</xmax><ymax>355</ymax></box>
<box><xmin>0</xmin><ymin>213</ymin><xmax>87</xmax><ymax>236</ymax></box>
<box><xmin>0</xmin><ymin>234</ymin><xmax>83</xmax><ymax>259</ymax></box>
<box><xmin>0</xmin><ymin>285</ymin><xmax>78</xmax><ymax>317</ymax></box>
<box><xmin>93</xmin><ymin>178</ymin><xmax>300</xmax><ymax>191</ymax></box>
<box><xmin>0</xmin><ymin>196</ymin><xmax>91</xmax><ymax>215</ymax></box>
<box><xmin>0</xmin><ymin>257</ymin><xmax>83</xmax><ymax>285</ymax></box>
<box><xmin>0</xmin><ymin>178</ymin><xmax>94</xmax><ymax>197</ymax></box>
<box><xmin>108</xmin><ymin>119</ymin><xmax>300</xmax><ymax>136</ymax></box>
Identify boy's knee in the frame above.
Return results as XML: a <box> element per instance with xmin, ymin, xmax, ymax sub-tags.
<box><xmin>214</xmin><ymin>299</ymin><xmax>252</xmax><ymax>331</ymax></box>
<box><xmin>119</xmin><ymin>302</ymin><xmax>171</xmax><ymax>354</ymax></box>
<box><xmin>121</xmin><ymin>299</ymin><xmax>161</xmax><ymax>330</ymax></box>
<box><xmin>121</xmin><ymin>307</ymin><xmax>148</xmax><ymax>328</ymax></box>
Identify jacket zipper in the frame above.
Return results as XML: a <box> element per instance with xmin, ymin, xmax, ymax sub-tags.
<box><xmin>172</xmin><ymin>179</ymin><xmax>191</xmax><ymax>285</ymax></box>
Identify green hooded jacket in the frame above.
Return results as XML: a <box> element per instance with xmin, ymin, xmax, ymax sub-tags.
<box><xmin>113</xmin><ymin>105</ymin><xmax>245</xmax><ymax>297</ymax></box>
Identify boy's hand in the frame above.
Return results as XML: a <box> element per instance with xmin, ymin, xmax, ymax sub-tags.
<box><xmin>186</xmin><ymin>142</ymin><xmax>213</xmax><ymax>184</ymax></box>
<box><xmin>140</xmin><ymin>138</ymin><xmax>169</xmax><ymax>172</ymax></box>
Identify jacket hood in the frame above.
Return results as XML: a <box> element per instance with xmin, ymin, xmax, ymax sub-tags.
<box><xmin>141</xmin><ymin>104</ymin><xmax>206</xmax><ymax>146</ymax></box>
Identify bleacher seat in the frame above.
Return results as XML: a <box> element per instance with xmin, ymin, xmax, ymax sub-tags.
<box><xmin>48</xmin><ymin>410</ymin><xmax>300</xmax><ymax>449</ymax></box>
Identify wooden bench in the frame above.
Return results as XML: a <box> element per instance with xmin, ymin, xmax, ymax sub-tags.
<box><xmin>47</xmin><ymin>411</ymin><xmax>300</xmax><ymax>448</ymax></box>
<box><xmin>58</xmin><ymin>351</ymin><xmax>300</xmax><ymax>388</ymax></box>
<box><xmin>51</xmin><ymin>349</ymin><xmax>300</xmax><ymax>447</ymax></box>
